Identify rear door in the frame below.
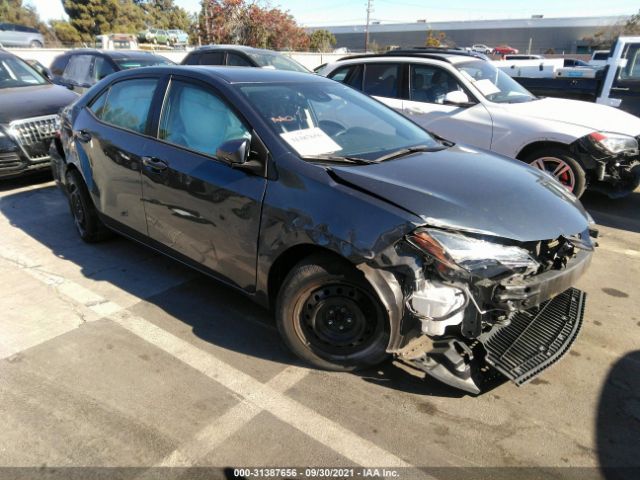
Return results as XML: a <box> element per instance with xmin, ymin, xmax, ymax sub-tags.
<box><xmin>403</xmin><ymin>63</ymin><xmax>493</xmax><ymax>149</ymax></box>
<box><xmin>328</xmin><ymin>62</ymin><xmax>404</xmax><ymax>110</ymax></box>
<box><xmin>140</xmin><ymin>76</ymin><xmax>267</xmax><ymax>291</ymax></box>
<box><xmin>74</xmin><ymin>76</ymin><xmax>162</xmax><ymax>234</ymax></box>
<box><xmin>608</xmin><ymin>41</ymin><xmax>640</xmax><ymax>117</ymax></box>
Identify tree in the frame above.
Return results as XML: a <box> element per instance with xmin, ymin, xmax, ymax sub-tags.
<box><xmin>200</xmin><ymin>0</ymin><xmax>309</xmax><ymax>50</ymax></box>
<box><xmin>0</xmin><ymin>0</ymin><xmax>40</xmax><ymax>26</ymax></box>
<box><xmin>581</xmin><ymin>10</ymin><xmax>640</xmax><ymax>50</ymax></box>
<box><xmin>425</xmin><ymin>29</ymin><xmax>446</xmax><ymax>47</ymax></box>
<box><xmin>49</xmin><ymin>20</ymin><xmax>83</xmax><ymax>45</ymax></box>
<box><xmin>309</xmin><ymin>29</ymin><xmax>336</xmax><ymax>52</ymax></box>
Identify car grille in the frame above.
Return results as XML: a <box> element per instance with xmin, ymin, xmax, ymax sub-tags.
<box><xmin>481</xmin><ymin>287</ymin><xmax>585</xmax><ymax>386</ymax></box>
<box><xmin>9</xmin><ymin>114</ymin><xmax>59</xmax><ymax>161</ymax></box>
<box><xmin>0</xmin><ymin>151</ymin><xmax>22</xmax><ymax>171</ymax></box>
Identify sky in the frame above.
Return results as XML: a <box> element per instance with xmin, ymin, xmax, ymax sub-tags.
<box><xmin>26</xmin><ymin>0</ymin><xmax>640</xmax><ymax>26</ymax></box>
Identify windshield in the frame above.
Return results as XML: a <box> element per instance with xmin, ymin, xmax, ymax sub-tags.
<box><xmin>239</xmin><ymin>81</ymin><xmax>442</xmax><ymax>160</ymax></box>
<box><xmin>456</xmin><ymin>60</ymin><xmax>536</xmax><ymax>103</ymax></box>
<box><xmin>246</xmin><ymin>52</ymin><xmax>310</xmax><ymax>73</ymax></box>
<box><xmin>115</xmin><ymin>57</ymin><xmax>173</xmax><ymax>69</ymax></box>
<box><xmin>0</xmin><ymin>56</ymin><xmax>47</xmax><ymax>88</ymax></box>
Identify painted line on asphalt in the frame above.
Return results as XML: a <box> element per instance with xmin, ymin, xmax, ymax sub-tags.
<box><xmin>0</xmin><ymin>241</ymin><xmax>415</xmax><ymax>469</ymax></box>
<box><xmin>597</xmin><ymin>243</ymin><xmax>640</xmax><ymax>258</ymax></box>
<box><xmin>110</xmin><ymin>309</ymin><xmax>413</xmax><ymax>468</ymax></box>
<box><xmin>158</xmin><ymin>366</ymin><xmax>309</xmax><ymax>467</ymax></box>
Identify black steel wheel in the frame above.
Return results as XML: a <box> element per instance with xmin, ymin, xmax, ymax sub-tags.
<box><xmin>65</xmin><ymin>170</ymin><xmax>112</xmax><ymax>243</ymax></box>
<box><xmin>276</xmin><ymin>254</ymin><xmax>389</xmax><ymax>371</ymax></box>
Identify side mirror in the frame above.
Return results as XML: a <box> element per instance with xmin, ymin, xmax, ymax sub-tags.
<box><xmin>216</xmin><ymin>138</ymin><xmax>250</xmax><ymax>165</ymax></box>
<box><xmin>443</xmin><ymin>90</ymin><xmax>472</xmax><ymax>106</ymax></box>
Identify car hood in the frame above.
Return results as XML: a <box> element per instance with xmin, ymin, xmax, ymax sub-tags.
<box><xmin>330</xmin><ymin>145</ymin><xmax>591</xmax><ymax>242</ymax></box>
<box><xmin>497</xmin><ymin>97</ymin><xmax>640</xmax><ymax>136</ymax></box>
<box><xmin>0</xmin><ymin>84</ymin><xmax>78</xmax><ymax>124</ymax></box>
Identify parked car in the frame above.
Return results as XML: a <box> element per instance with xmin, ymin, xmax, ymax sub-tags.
<box><xmin>493</xmin><ymin>45</ymin><xmax>519</xmax><ymax>55</ymax></box>
<box><xmin>0</xmin><ymin>22</ymin><xmax>44</xmax><ymax>48</ymax></box>
<box><xmin>589</xmin><ymin>49</ymin><xmax>610</xmax><ymax>67</ymax></box>
<box><xmin>167</xmin><ymin>29</ymin><xmax>189</xmax><ymax>46</ymax></box>
<box><xmin>471</xmin><ymin>44</ymin><xmax>492</xmax><ymax>54</ymax></box>
<box><xmin>95</xmin><ymin>34</ymin><xmax>138</xmax><ymax>50</ymax></box>
<box><xmin>138</xmin><ymin>28</ymin><xmax>170</xmax><ymax>45</ymax></box>
<box><xmin>319</xmin><ymin>50</ymin><xmax>640</xmax><ymax>198</ymax></box>
<box><xmin>24</xmin><ymin>58</ymin><xmax>50</xmax><ymax>79</ymax></box>
<box><xmin>0</xmin><ymin>50</ymin><xmax>77</xmax><ymax>179</ymax></box>
<box><xmin>51</xmin><ymin>65</ymin><xmax>595</xmax><ymax>394</ymax></box>
<box><xmin>181</xmin><ymin>45</ymin><xmax>310</xmax><ymax>72</ymax></box>
<box><xmin>50</xmin><ymin>49</ymin><xmax>173</xmax><ymax>94</ymax></box>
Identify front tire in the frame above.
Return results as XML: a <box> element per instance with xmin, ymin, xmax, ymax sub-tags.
<box><xmin>30</xmin><ymin>40</ymin><xmax>43</xmax><ymax>48</ymax></box>
<box><xmin>524</xmin><ymin>147</ymin><xmax>587</xmax><ymax>197</ymax></box>
<box><xmin>66</xmin><ymin>170</ymin><xmax>112</xmax><ymax>243</ymax></box>
<box><xmin>276</xmin><ymin>255</ymin><xmax>390</xmax><ymax>371</ymax></box>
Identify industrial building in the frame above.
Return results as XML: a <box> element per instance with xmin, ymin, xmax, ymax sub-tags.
<box><xmin>312</xmin><ymin>15</ymin><xmax>628</xmax><ymax>54</ymax></box>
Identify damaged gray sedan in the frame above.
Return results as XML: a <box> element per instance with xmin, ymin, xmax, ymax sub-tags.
<box><xmin>53</xmin><ymin>67</ymin><xmax>595</xmax><ymax>394</ymax></box>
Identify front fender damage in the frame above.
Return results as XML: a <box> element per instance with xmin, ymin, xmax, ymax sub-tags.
<box><xmin>358</xmin><ymin>229</ymin><xmax>594</xmax><ymax>395</ymax></box>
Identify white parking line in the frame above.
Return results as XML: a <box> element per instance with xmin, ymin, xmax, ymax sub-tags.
<box><xmin>111</xmin><ymin>309</ymin><xmax>412</xmax><ymax>468</ymax></box>
<box><xmin>159</xmin><ymin>366</ymin><xmax>309</xmax><ymax>467</ymax></box>
<box><xmin>0</xmin><ymin>229</ymin><xmax>415</xmax><ymax>469</ymax></box>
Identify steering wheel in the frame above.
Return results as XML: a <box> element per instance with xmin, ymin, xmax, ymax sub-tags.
<box><xmin>318</xmin><ymin>120</ymin><xmax>347</xmax><ymax>137</ymax></box>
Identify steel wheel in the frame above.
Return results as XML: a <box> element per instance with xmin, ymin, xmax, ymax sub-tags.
<box><xmin>297</xmin><ymin>283</ymin><xmax>383</xmax><ymax>357</ymax></box>
<box><xmin>529</xmin><ymin>156</ymin><xmax>576</xmax><ymax>192</ymax></box>
<box><xmin>68</xmin><ymin>183</ymin><xmax>88</xmax><ymax>237</ymax></box>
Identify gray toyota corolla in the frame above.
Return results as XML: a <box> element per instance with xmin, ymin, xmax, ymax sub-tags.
<box><xmin>51</xmin><ymin>66</ymin><xmax>596</xmax><ymax>394</ymax></box>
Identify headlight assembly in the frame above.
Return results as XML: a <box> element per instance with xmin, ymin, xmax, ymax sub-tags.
<box><xmin>407</xmin><ymin>228</ymin><xmax>540</xmax><ymax>275</ymax></box>
<box><xmin>589</xmin><ymin>132</ymin><xmax>638</xmax><ymax>154</ymax></box>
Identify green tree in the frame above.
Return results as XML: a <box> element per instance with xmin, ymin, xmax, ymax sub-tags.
<box><xmin>309</xmin><ymin>29</ymin><xmax>336</xmax><ymax>52</ymax></box>
<box><xmin>425</xmin><ymin>29</ymin><xmax>446</xmax><ymax>47</ymax></box>
<box><xmin>49</xmin><ymin>19</ymin><xmax>83</xmax><ymax>45</ymax></box>
<box><xmin>0</xmin><ymin>0</ymin><xmax>40</xmax><ymax>26</ymax></box>
<box><xmin>137</xmin><ymin>0</ymin><xmax>191</xmax><ymax>30</ymax></box>
<box><xmin>62</xmin><ymin>0</ymin><xmax>151</xmax><ymax>39</ymax></box>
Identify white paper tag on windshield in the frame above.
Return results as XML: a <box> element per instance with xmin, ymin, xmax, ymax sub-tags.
<box><xmin>280</xmin><ymin>128</ymin><xmax>342</xmax><ymax>156</ymax></box>
<box><xmin>474</xmin><ymin>78</ymin><xmax>501</xmax><ymax>96</ymax></box>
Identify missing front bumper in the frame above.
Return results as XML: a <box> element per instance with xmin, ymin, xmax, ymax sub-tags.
<box><xmin>399</xmin><ymin>287</ymin><xmax>586</xmax><ymax>394</ymax></box>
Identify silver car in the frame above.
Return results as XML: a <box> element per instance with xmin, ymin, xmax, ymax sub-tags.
<box><xmin>0</xmin><ymin>23</ymin><xmax>44</xmax><ymax>48</ymax></box>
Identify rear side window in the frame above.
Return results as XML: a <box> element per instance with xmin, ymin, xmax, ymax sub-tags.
<box><xmin>363</xmin><ymin>63</ymin><xmax>400</xmax><ymax>98</ymax></box>
<box><xmin>199</xmin><ymin>52</ymin><xmax>224</xmax><ymax>65</ymax></box>
<box><xmin>227</xmin><ymin>53</ymin><xmax>252</xmax><ymax>67</ymax></box>
<box><xmin>182</xmin><ymin>53</ymin><xmax>200</xmax><ymax>65</ymax></box>
<box><xmin>99</xmin><ymin>78</ymin><xmax>158</xmax><ymax>134</ymax></box>
<box><xmin>328</xmin><ymin>65</ymin><xmax>363</xmax><ymax>90</ymax></box>
<box><xmin>63</xmin><ymin>54</ymin><xmax>93</xmax><ymax>84</ymax></box>
<box><xmin>158</xmin><ymin>80</ymin><xmax>250</xmax><ymax>157</ymax></box>
<box><xmin>50</xmin><ymin>55</ymin><xmax>70</xmax><ymax>77</ymax></box>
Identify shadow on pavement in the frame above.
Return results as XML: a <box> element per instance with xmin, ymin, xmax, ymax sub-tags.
<box><xmin>0</xmin><ymin>172</ymin><xmax>53</xmax><ymax>193</ymax></box>
<box><xmin>0</xmin><ymin>184</ymin><xmax>467</xmax><ymax>398</ymax></box>
<box><xmin>596</xmin><ymin>350</ymin><xmax>640</xmax><ymax>480</ymax></box>
<box><xmin>581</xmin><ymin>190</ymin><xmax>640</xmax><ymax>234</ymax></box>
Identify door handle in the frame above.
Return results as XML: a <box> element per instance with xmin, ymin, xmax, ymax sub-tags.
<box><xmin>75</xmin><ymin>129</ymin><xmax>92</xmax><ymax>142</ymax></box>
<box><xmin>142</xmin><ymin>156</ymin><xmax>168</xmax><ymax>172</ymax></box>
<box><xmin>611</xmin><ymin>87</ymin><xmax>630</xmax><ymax>92</ymax></box>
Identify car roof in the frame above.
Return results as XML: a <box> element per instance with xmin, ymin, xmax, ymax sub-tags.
<box><xmin>333</xmin><ymin>52</ymin><xmax>483</xmax><ymax>66</ymax></box>
<box><xmin>62</xmin><ymin>49</ymin><xmax>167</xmax><ymax>59</ymax></box>
<box><xmin>111</xmin><ymin>65</ymin><xmax>323</xmax><ymax>84</ymax></box>
<box><xmin>192</xmin><ymin>45</ymin><xmax>283</xmax><ymax>55</ymax></box>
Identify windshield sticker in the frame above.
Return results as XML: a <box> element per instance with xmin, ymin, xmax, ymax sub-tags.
<box><xmin>474</xmin><ymin>78</ymin><xmax>501</xmax><ymax>96</ymax></box>
<box><xmin>281</xmin><ymin>127</ymin><xmax>342</xmax><ymax>156</ymax></box>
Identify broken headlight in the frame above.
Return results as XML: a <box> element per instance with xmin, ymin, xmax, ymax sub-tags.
<box><xmin>408</xmin><ymin>228</ymin><xmax>540</xmax><ymax>275</ymax></box>
<box><xmin>589</xmin><ymin>132</ymin><xmax>638</xmax><ymax>154</ymax></box>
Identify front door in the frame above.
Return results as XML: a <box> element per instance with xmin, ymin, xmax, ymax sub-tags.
<box><xmin>608</xmin><ymin>41</ymin><xmax>640</xmax><ymax>117</ymax></box>
<box><xmin>141</xmin><ymin>77</ymin><xmax>267</xmax><ymax>291</ymax></box>
<box><xmin>402</xmin><ymin>64</ymin><xmax>493</xmax><ymax>149</ymax></box>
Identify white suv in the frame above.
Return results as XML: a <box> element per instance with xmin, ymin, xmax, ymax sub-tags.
<box><xmin>318</xmin><ymin>50</ymin><xmax>640</xmax><ymax>198</ymax></box>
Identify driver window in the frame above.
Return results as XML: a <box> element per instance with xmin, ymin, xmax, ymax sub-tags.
<box><xmin>410</xmin><ymin>65</ymin><xmax>463</xmax><ymax>104</ymax></box>
<box><xmin>618</xmin><ymin>44</ymin><xmax>640</xmax><ymax>81</ymax></box>
<box><xmin>158</xmin><ymin>81</ymin><xmax>250</xmax><ymax>157</ymax></box>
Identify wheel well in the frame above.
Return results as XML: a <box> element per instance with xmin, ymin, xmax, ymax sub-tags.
<box><xmin>516</xmin><ymin>141</ymin><xmax>570</xmax><ymax>161</ymax></box>
<box><xmin>267</xmin><ymin>244</ymin><xmax>353</xmax><ymax>309</ymax></box>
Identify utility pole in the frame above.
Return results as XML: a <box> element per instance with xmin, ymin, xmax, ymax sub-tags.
<box><xmin>365</xmin><ymin>0</ymin><xmax>373</xmax><ymax>52</ymax></box>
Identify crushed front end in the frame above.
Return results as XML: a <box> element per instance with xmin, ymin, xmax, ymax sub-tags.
<box><xmin>390</xmin><ymin>226</ymin><xmax>596</xmax><ymax>394</ymax></box>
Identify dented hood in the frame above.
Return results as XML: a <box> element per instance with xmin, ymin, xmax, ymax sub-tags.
<box><xmin>330</xmin><ymin>145</ymin><xmax>591</xmax><ymax>242</ymax></box>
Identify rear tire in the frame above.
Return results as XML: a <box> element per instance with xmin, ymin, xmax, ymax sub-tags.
<box><xmin>524</xmin><ymin>147</ymin><xmax>587</xmax><ymax>198</ymax></box>
<box><xmin>29</xmin><ymin>40</ymin><xmax>43</xmax><ymax>48</ymax></box>
<box><xmin>65</xmin><ymin>170</ymin><xmax>112</xmax><ymax>243</ymax></box>
<box><xmin>276</xmin><ymin>254</ymin><xmax>390</xmax><ymax>371</ymax></box>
